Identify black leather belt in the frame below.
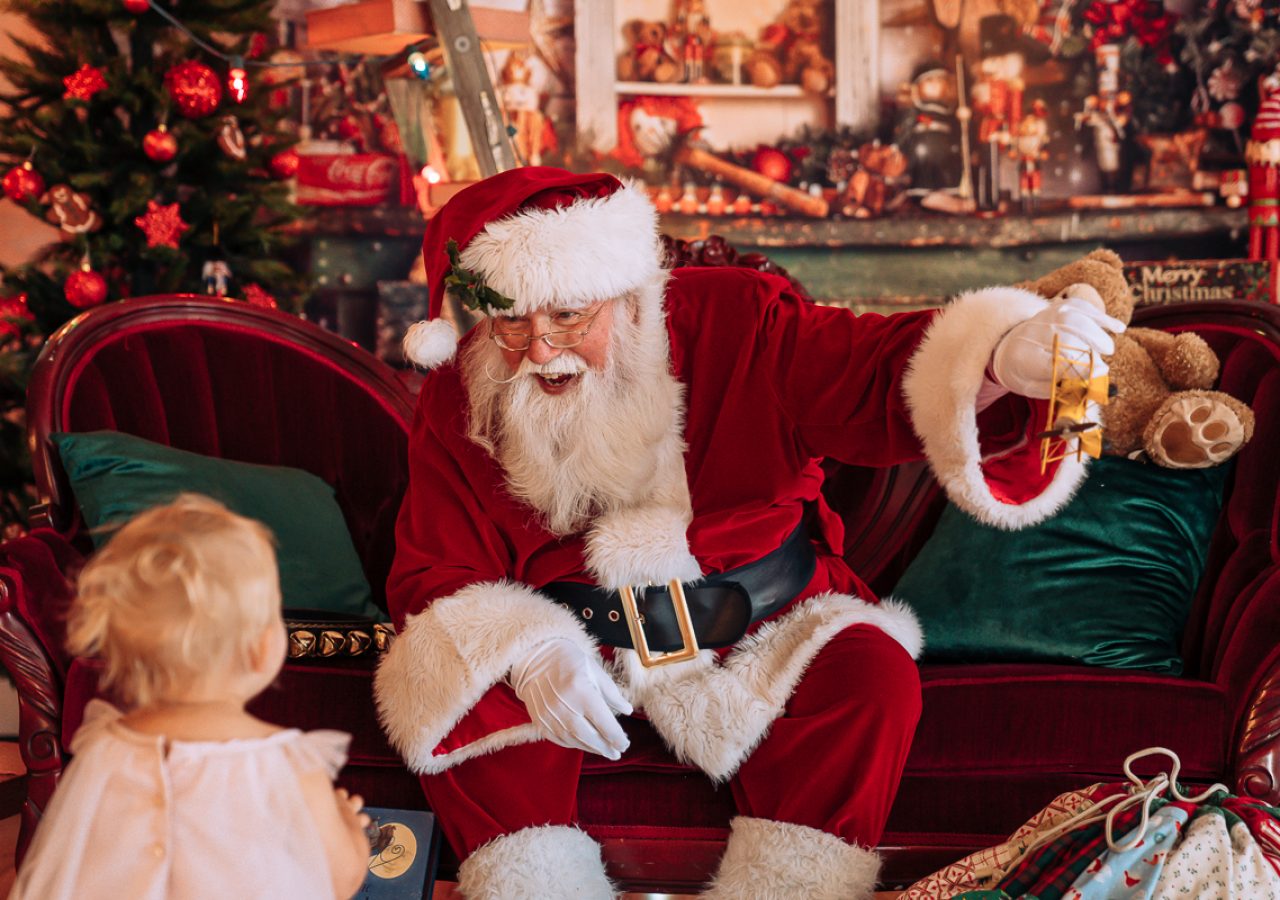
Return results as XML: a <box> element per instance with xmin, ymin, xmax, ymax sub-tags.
<box><xmin>542</xmin><ymin>525</ymin><xmax>817</xmax><ymax>652</ymax></box>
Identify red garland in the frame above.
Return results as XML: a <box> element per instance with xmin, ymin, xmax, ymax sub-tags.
<box><xmin>62</xmin><ymin>64</ymin><xmax>108</xmax><ymax>102</ymax></box>
<box><xmin>1084</xmin><ymin>0</ymin><xmax>1177</xmax><ymax>65</ymax></box>
<box><xmin>241</xmin><ymin>283</ymin><xmax>278</xmax><ymax>309</ymax></box>
<box><xmin>134</xmin><ymin>199</ymin><xmax>190</xmax><ymax>249</ymax></box>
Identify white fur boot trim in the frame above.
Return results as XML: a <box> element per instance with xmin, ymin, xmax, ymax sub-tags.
<box><xmin>609</xmin><ymin>593</ymin><xmax>922</xmax><ymax>781</ymax></box>
<box><xmin>457</xmin><ymin>825</ymin><xmax>617</xmax><ymax>900</ymax></box>
<box><xmin>703</xmin><ymin>817</ymin><xmax>880</xmax><ymax>900</ymax></box>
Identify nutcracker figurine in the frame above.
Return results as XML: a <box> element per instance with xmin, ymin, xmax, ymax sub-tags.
<box><xmin>970</xmin><ymin>14</ymin><xmax>1049</xmax><ymax>210</ymax></box>
<box><xmin>895</xmin><ymin>61</ymin><xmax>963</xmax><ymax>195</ymax></box>
<box><xmin>1246</xmin><ymin>92</ymin><xmax>1280</xmax><ymax>303</ymax></box>
<box><xmin>673</xmin><ymin>0</ymin><xmax>713</xmax><ymax>84</ymax></box>
<box><xmin>1011</xmin><ymin>98</ymin><xmax>1050</xmax><ymax>212</ymax></box>
<box><xmin>1075</xmin><ymin>43</ymin><xmax>1131</xmax><ymax>194</ymax></box>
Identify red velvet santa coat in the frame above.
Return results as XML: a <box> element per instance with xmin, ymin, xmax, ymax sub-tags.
<box><xmin>375</xmin><ymin>266</ymin><xmax>1087</xmax><ymax>781</ymax></box>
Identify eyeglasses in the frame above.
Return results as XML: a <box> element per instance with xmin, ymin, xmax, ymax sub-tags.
<box><xmin>490</xmin><ymin>307</ymin><xmax>602</xmax><ymax>352</ymax></box>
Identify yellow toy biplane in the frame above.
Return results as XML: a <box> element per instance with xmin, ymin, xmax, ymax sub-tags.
<box><xmin>1038</xmin><ymin>334</ymin><xmax>1111</xmax><ymax>474</ymax></box>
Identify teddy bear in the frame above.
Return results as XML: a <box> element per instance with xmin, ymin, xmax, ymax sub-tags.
<box><xmin>617</xmin><ymin>19</ymin><xmax>681</xmax><ymax>84</ymax></box>
<box><xmin>1018</xmin><ymin>248</ymin><xmax>1255</xmax><ymax>469</ymax></box>
<box><xmin>747</xmin><ymin>0</ymin><xmax>833</xmax><ymax>93</ymax></box>
<box><xmin>840</xmin><ymin>141</ymin><xmax>908</xmax><ymax>218</ymax></box>
<box><xmin>786</xmin><ymin>39</ymin><xmax>835</xmax><ymax>94</ymax></box>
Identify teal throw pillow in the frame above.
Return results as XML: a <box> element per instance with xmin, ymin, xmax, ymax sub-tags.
<box><xmin>54</xmin><ymin>430</ymin><xmax>383</xmax><ymax>621</ymax></box>
<box><xmin>893</xmin><ymin>456</ymin><xmax>1231</xmax><ymax>674</ymax></box>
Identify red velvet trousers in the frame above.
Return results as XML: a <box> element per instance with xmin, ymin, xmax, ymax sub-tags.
<box><xmin>421</xmin><ymin>624</ymin><xmax>922</xmax><ymax>859</ymax></box>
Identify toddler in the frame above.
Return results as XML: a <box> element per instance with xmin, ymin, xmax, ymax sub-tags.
<box><xmin>11</xmin><ymin>494</ymin><xmax>372</xmax><ymax>899</ymax></box>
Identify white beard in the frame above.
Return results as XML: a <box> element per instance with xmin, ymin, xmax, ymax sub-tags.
<box><xmin>460</xmin><ymin>282</ymin><xmax>686</xmax><ymax>536</ymax></box>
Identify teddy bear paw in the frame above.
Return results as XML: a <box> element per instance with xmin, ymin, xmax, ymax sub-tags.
<box><xmin>1145</xmin><ymin>394</ymin><xmax>1247</xmax><ymax>469</ymax></box>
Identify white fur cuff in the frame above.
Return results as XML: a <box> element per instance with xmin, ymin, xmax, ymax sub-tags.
<box><xmin>458</xmin><ymin>825</ymin><xmax>617</xmax><ymax>900</ymax></box>
<box><xmin>902</xmin><ymin>286</ymin><xmax>1089</xmax><ymax>529</ymax></box>
<box><xmin>704</xmin><ymin>817</ymin><xmax>880</xmax><ymax>900</ymax></box>
<box><xmin>585</xmin><ymin>504</ymin><xmax>702</xmax><ymax>590</ymax></box>
<box><xmin>374</xmin><ymin>580</ymin><xmax>599</xmax><ymax>774</ymax></box>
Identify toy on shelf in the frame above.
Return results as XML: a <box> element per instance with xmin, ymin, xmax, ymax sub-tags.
<box><xmin>895</xmin><ymin>61</ymin><xmax>963</xmax><ymax>196</ymax></box>
<box><xmin>747</xmin><ymin>0</ymin><xmax>832</xmax><ymax>93</ymax></box>
<box><xmin>499</xmin><ymin>51</ymin><xmax>545</xmax><ymax>166</ymax></box>
<box><xmin>617</xmin><ymin>19</ymin><xmax>681</xmax><ymax>84</ymax></box>
<box><xmin>1075</xmin><ymin>43</ymin><xmax>1131</xmax><ymax>195</ymax></box>
<box><xmin>672</xmin><ymin>0</ymin><xmax>713</xmax><ymax>84</ymax></box>
<box><xmin>1012</xmin><ymin>98</ymin><xmax>1050</xmax><ymax>213</ymax></box>
<box><xmin>971</xmin><ymin>13</ymin><xmax>1049</xmax><ymax>210</ymax></box>
<box><xmin>1246</xmin><ymin>89</ymin><xmax>1280</xmax><ymax>302</ymax></box>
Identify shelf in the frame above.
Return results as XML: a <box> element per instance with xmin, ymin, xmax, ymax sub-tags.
<box><xmin>614</xmin><ymin>81</ymin><xmax>810</xmax><ymax>99</ymax></box>
<box><xmin>658</xmin><ymin>205</ymin><xmax>1248</xmax><ymax>250</ymax></box>
<box><xmin>288</xmin><ymin>205</ymin><xmax>426</xmax><ymax>238</ymax></box>
<box><xmin>286</xmin><ymin>202</ymin><xmax>1247</xmax><ymax>252</ymax></box>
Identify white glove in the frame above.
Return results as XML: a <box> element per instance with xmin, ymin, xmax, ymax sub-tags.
<box><xmin>510</xmin><ymin>638</ymin><xmax>632</xmax><ymax>759</ymax></box>
<box><xmin>990</xmin><ymin>294</ymin><xmax>1126</xmax><ymax>399</ymax></box>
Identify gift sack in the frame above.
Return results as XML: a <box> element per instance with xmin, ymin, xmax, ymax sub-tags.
<box><xmin>907</xmin><ymin>747</ymin><xmax>1280</xmax><ymax>900</ymax></box>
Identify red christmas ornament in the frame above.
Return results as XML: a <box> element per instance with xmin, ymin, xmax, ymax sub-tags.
<box><xmin>134</xmin><ymin>199</ymin><xmax>190</xmax><ymax>249</ymax></box>
<box><xmin>3</xmin><ymin>162</ymin><xmax>45</xmax><ymax>202</ymax></box>
<box><xmin>269</xmin><ymin>148</ymin><xmax>300</xmax><ymax>179</ymax></box>
<box><xmin>751</xmin><ymin>146</ymin><xmax>793</xmax><ymax>184</ymax></box>
<box><xmin>65</xmin><ymin>268</ymin><xmax>108</xmax><ymax>309</ymax></box>
<box><xmin>62</xmin><ymin>64</ymin><xmax>108</xmax><ymax>102</ymax></box>
<box><xmin>143</xmin><ymin>125</ymin><xmax>178</xmax><ymax>162</ymax></box>
<box><xmin>164</xmin><ymin>61</ymin><xmax>222</xmax><ymax>119</ymax></box>
<box><xmin>122</xmin><ymin>0</ymin><xmax>150</xmax><ymax>13</ymax></box>
<box><xmin>0</xmin><ymin>293</ymin><xmax>34</xmax><ymax>340</ymax></box>
<box><xmin>241</xmin><ymin>283</ymin><xmax>278</xmax><ymax>309</ymax></box>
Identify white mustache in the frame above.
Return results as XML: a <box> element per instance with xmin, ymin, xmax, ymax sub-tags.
<box><xmin>485</xmin><ymin>351</ymin><xmax>589</xmax><ymax>384</ymax></box>
<box><xmin>520</xmin><ymin>353</ymin><xmax>588</xmax><ymax>376</ymax></box>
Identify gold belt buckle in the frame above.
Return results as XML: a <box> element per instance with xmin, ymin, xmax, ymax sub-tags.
<box><xmin>618</xmin><ymin>580</ymin><xmax>700</xmax><ymax>668</ymax></box>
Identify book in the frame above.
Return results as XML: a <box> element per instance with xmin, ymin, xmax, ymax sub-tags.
<box><xmin>356</xmin><ymin>807</ymin><xmax>442</xmax><ymax>899</ymax></box>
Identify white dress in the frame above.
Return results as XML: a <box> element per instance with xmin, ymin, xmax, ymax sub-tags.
<box><xmin>10</xmin><ymin>699</ymin><xmax>352</xmax><ymax>900</ymax></box>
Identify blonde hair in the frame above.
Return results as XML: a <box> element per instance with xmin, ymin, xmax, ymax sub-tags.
<box><xmin>66</xmin><ymin>494</ymin><xmax>282</xmax><ymax>708</ymax></box>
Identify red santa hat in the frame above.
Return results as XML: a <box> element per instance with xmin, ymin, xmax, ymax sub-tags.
<box><xmin>403</xmin><ymin>167</ymin><xmax>665</xmax><ymax>368</ymax></box>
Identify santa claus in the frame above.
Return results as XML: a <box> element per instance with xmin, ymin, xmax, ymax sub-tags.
<box><xmin>375</xmin><ymin>167</ymin><xmax>1122</xmax><ymax>898</ymax></box>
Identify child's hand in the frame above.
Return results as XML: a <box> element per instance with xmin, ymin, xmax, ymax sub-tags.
<box><xmin>336</xmin><ymin>787</ymin><xmax>372</xmax><ymax>837</ymax></box>
<box><xmin>333</xmin><ymin>787</ymin><xmax>372</xmax><ymax>898</ymax></box>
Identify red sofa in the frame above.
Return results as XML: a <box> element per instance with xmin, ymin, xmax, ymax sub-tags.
<box><xmin>0</xmin><ymin>293</ymin><xmax>1276</xmax><ymax>892</ymax></box>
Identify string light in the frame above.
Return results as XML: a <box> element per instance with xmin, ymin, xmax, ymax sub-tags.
<box><xmin>408</xmin><ymin>51</ymin><xmax>431</xmax><ymax>79</ymax></box>
<box><xmin>146</xmin><ymin>0</ymin><xmax>425</xmax><ymax>72</ymax></box>
<box><xmin>419</xmin><ymin>165</ymin><xmax>442</xmax><ymax>184</ymax></box>
<box><xmin>227</xmin><ymin>56</ymin><xmax>248</xmax><ymax>103</ymax></box>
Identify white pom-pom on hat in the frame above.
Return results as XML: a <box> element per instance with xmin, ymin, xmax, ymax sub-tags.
<box><xmin>402</xmin><ymin>318</ymin><xmax>459</xmax><ymax>368</ymax></box>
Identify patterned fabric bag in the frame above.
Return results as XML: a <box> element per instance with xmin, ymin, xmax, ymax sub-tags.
<box><xmin>908</xmin><ymin>748</ymin><xmax>1280</xmax><ymax>900</ymax></box>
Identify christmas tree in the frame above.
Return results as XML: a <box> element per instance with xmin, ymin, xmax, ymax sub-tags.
<box><xmin>0</xmin><ymin>0</ymin><xmax>308</xmax><ymax>530</ymax></box>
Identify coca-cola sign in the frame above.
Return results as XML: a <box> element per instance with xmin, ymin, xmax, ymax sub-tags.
<box><xmin>296</xmin><ymin>153</ymin><xmax>397</xmax><ymax>206</ymax></box>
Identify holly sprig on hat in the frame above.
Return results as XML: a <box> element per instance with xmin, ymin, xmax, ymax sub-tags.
<box><xmin>444</xmin><ymin>239</ymin><xmax>515</xmax><ymax>312</ymax></box>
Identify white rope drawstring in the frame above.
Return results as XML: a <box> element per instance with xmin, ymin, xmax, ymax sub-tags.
<box><xmin>1016</xmin><ymin>746</ymin><xmax>1230</xmax><ymax>864</ymax></box>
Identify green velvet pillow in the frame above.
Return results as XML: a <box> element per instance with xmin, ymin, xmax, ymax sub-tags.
<box><xmin>893</xmin><ymin>456</ymin><xmax>1231</xmax><ymax>674</ymax></box>
<box><xmin>54</xmin><ymin>430</ymin><xmax>383</xmax><ymax>621</ymax></box>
